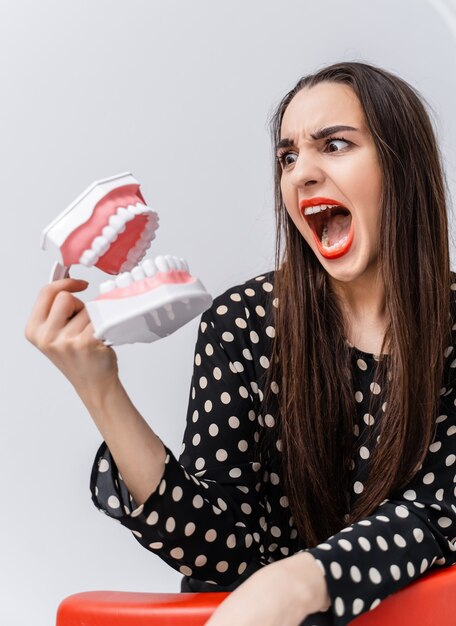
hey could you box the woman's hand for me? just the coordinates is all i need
[24,278,119,396]
[204,552,330,626]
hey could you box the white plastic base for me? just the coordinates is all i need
[85,279,213,346]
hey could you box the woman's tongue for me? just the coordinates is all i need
[321,212,351,248]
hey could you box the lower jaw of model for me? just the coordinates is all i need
[306,207,354,260]
[42,173,212,346]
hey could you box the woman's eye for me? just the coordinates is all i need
[278,151,297,168]
[325,138,350,153]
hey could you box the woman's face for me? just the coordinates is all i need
[279,82,383,285]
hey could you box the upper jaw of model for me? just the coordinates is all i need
[41,172,213,346]
[42,173,159,274]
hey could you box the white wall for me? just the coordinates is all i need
[2,0,456,624]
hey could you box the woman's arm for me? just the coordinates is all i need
[25,278,166,505]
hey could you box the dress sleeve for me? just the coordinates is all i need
[90,287,269,585]
[305,374,456,625]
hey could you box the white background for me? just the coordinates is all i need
[2,0,456,624]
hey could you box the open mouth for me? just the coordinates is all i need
[302,202,354,259]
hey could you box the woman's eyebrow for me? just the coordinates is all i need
[277,125,359,150]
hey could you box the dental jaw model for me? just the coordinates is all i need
[42,173,213,346]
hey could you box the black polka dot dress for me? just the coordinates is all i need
[91,272,456,626]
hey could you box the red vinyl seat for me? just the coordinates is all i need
[56,565,456,625]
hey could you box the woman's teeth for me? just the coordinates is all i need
[78,202,158,268]
[321,224,349,252]
[98,255,190,295]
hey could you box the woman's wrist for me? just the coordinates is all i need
[281,551,331,615]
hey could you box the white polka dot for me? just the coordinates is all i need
[149,542,163,549]
[266,326,276,338]
[216,449,228,461]
[229,467,242,478]
[446,454,456,466]
[226,534,236,548]
[369,567,382,584]
[220,392,231,404]
[195,457,205,470]
[195,554,207,566]
[363,413,375,426]
[338,539,352,551]
[179,566,193,576]
[205,343,214,356]
[205,529,217,542]
[222,331,234,342]
[394,534,406,547]
[192,433,201,446]
[390,564,401,580]
[330,562,343,579]
[357,358,368,371]
[195,353,201,366]
[255,305,266,317]
[238,562,247,574]
[436,488,444,501]
[420,558,429,573]
[264,414,275,428]
[99,459,109,472]
[407,562,415,577]
[165,517,176,532]
[403,489,416,501]
[438,517,452,528]
[354,481,364,494]
[172,487,183,502]
[250,331,259,343]
[370,382,381,394]
[317,543,332,550]
[192,410,199,422]
[209,423,219,436]
[146,511,159,525]
[239,386,249,398]
[212,367,222,380]
[170,547,184,559]
[199,376,207,389]
[395,506,409,518]
[359,446,370,459]
[429,441,442,452]
[238,440,248,452]
[192,495,204,509]
[413,528,424,544]
[204,400,212,412]
[358,537,371,551]
[241,502,252,514]
[370,599,381,610]
[185,522,196,536]
[230,293,241,301]
[350,565,362,582]
[334,597,345,617]
[423,472,435,484]
[355,391,363,402]
[229,416,240,428]
[352,599,364,615]
[216,561,229,572]
[259,355,270,369]
[242,348,253,360]
[376,536,388,551]
[107,496,120,509]
[235,317,247,329]
[216,305,228,315]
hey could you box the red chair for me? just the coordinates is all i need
[56,566,456,625]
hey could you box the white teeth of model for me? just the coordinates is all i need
[304,204,337,216]
[142,258,158,277]
[128,203,145,215]
[165,255,179,270]
[155,255,169,273]
[117,206,135,222]
[92,235,110,256]
[102,225,118,243]
[116,272,133,288]
[99,279,117,294]
[131,266,146,281]
[109,214,127,233]
[180,257,190,272]
[79,248,99,266]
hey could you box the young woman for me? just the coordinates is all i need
[25,62,456,626]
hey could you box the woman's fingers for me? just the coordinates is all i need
[59,305,92,338]
[26,279,88,335]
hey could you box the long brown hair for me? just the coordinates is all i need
[265,62,451,547]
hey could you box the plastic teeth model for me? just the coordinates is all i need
[41,172,213,346]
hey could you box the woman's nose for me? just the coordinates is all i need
[289,153,323,188]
